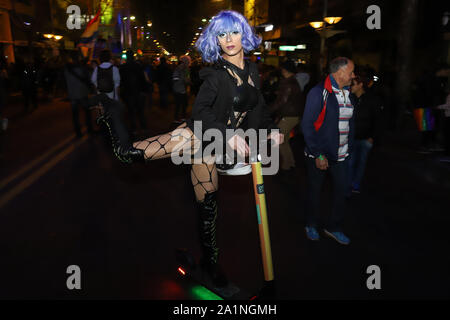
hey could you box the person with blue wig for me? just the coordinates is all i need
[93,10,283,288]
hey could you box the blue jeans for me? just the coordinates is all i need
[348,139,373,190]
[305,157,349,232]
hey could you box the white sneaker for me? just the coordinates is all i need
[216,162,252,176]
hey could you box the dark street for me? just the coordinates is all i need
[0,91,449,300]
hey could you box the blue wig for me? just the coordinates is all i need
[195,11,261,63]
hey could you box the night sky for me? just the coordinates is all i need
[131,0,211,55]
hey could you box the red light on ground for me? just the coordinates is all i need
[177,267,186,276]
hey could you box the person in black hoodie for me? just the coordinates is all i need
[348,72,383,194]
[21,58,38,113]
[92,10,283,288]
[156,57,171,108]
[64,51,93,137]
[119,50,148,133]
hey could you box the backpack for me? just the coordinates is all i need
[97,65,114,93]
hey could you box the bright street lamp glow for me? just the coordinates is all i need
[323,17,342,24]
[309,21,324,29]
[264,24,274,32]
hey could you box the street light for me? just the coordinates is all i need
[323,17,342,25]
[264,24,274,32]
[309,17,341,30]
[309,15,344,76]
[43,34,63,41]
[309,21,324,29]
[147,20,152,27]
[130,16,136,21]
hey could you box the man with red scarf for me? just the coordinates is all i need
[301,57,355,245]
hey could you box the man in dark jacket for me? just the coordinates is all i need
[301,57,355,245]
[64,51,93,137]
[269,60,305,175]
[156,57,172,108]
[120,50,148,133]
[21,59,38,113]
[349,72,383,194]
[172,55,191,122]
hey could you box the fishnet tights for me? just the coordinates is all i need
[132,122,218,202]
[132,122,196,160]
[190,158,218,202]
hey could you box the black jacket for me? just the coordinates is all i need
[187,60,278,138]
[119,61,147,96]
[353,89,383,140]
[64,63,91,100]
[156,62,172,87]
[269,75,305,118]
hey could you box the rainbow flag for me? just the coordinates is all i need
[413,108,435,131]
[78,9,101,50]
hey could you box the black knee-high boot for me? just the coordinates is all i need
[86,94,144,164]
[198,192,228,287]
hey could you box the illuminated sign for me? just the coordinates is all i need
[279,45,306,51]
[279,46,296,51]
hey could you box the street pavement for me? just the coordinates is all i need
[0,91,449,300]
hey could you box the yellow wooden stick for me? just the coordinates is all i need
[251,161,274,281]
